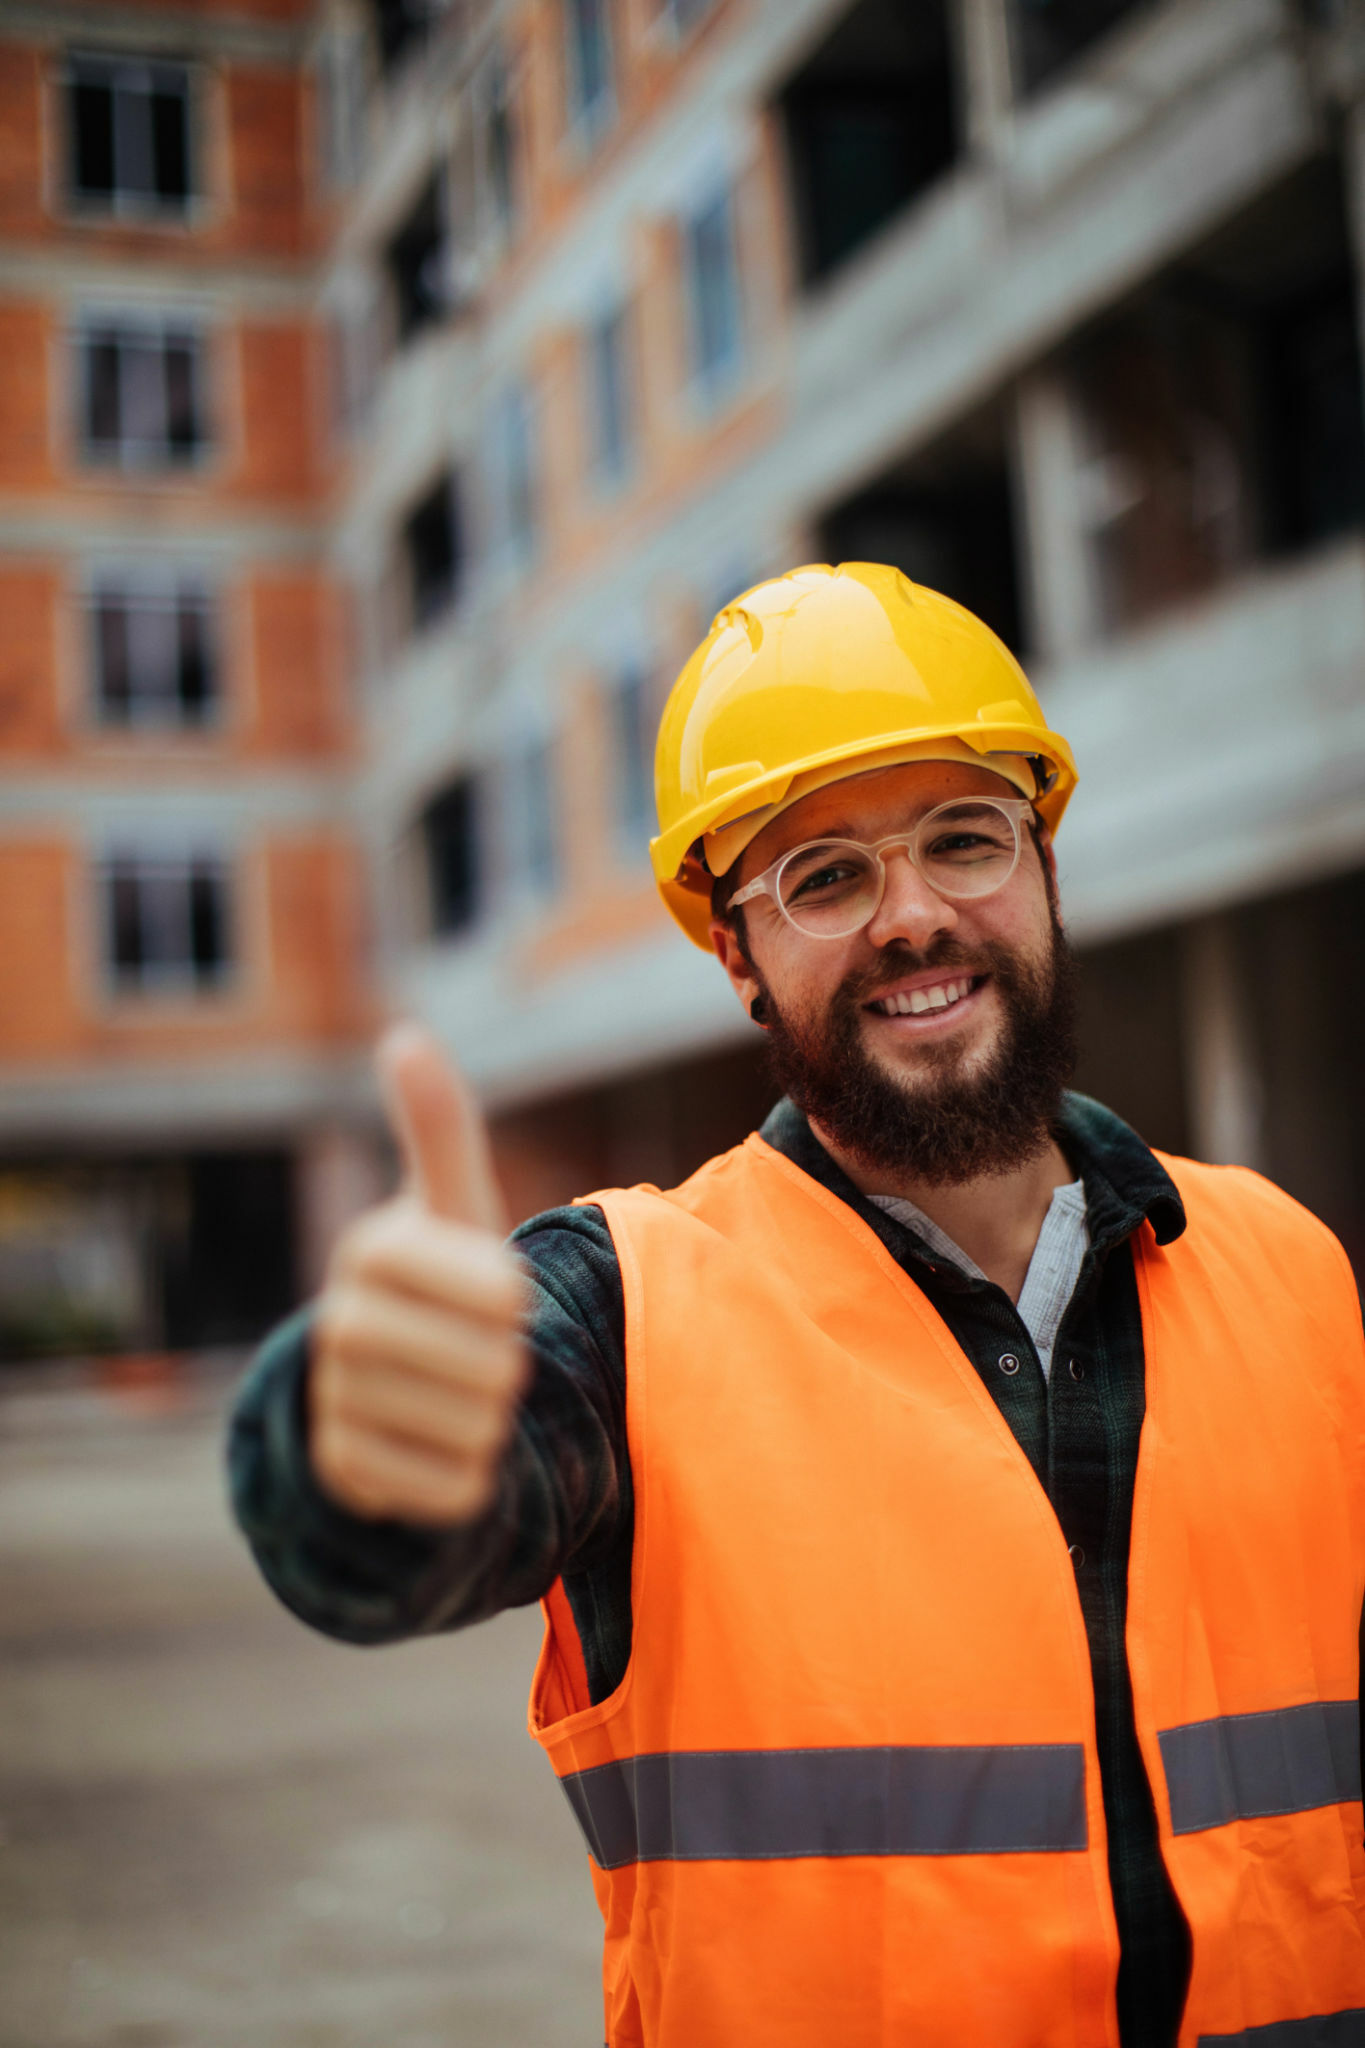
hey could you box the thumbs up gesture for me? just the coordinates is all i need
[310,1023,529,1526]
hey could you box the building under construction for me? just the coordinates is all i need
[1,0,1362,1360]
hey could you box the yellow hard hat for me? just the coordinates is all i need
[651,561,1078,949]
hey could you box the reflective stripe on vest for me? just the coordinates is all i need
[1160,1701,1361,1837]
[1197,2013,1365,2046]
[559,1740,1087,1869]
[530,1137,1365,2048]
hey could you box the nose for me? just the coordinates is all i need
[864,845,959,951]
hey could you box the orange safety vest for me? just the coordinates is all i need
[529,1132,1365,2047]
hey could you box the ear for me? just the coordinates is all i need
[711,917,763,1022]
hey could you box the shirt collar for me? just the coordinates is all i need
[757,1090,1186,1263]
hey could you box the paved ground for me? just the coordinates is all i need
[0,1374,602,2047]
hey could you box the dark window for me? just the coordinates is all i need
[1074,925,1190,1157]
[92,580,216,726]
[1258,278,1365,554]
[589,302,632,483]
[819,413,1026,654]
[105,852,231,992]
[1012,0,1151,97]
[612,665,654,838]
[371,0,432,75]
[778,0,958,290]
[68,53,192,214]
[161,1152,297,1351]
[386,176,447,342]
[486,50,519,233]
[566,0,614,136]
[422,777,481,935]
[80,322,207,467]
[686,187,742,390]
[404,472,462,629]
[1073,155,1365,633]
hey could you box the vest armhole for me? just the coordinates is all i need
[531,1576,594,1731]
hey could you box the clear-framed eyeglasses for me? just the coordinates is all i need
[726,796,1035,940]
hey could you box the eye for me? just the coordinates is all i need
[786,860,860,902]
[924,827,1013,861]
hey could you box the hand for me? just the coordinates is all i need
[310,1022,529,1526]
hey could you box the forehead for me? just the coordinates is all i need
[741,761,1021,875]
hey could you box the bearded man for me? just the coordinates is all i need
[230,564,1365,2048]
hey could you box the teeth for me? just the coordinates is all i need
[876,977,975,1016]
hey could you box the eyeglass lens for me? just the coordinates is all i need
[776,800,1021,936]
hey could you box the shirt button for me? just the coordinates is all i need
[1069,1358,1086,1381]
[1068,1543,1086,1568]
[998,1353,1020,1376]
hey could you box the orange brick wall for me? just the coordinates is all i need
[223,66,311,260]
[0,304,53,493]
[265,834,372,1041]
[0,46,45,241]
[0,839,84,1058]
[233,321,324,503]
[0,566,61,755]
[248,571,351,758]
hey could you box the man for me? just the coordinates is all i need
[231,563,1365,2048]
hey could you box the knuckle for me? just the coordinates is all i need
[315,1286,368,1361]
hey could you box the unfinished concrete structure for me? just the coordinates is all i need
[333,0,1365,1264]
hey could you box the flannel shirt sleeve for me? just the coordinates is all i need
[225,1204,629,1644]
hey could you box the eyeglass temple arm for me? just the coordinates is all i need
[725,875,767,911]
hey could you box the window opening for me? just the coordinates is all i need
[566,0,614,139]
[371,0,433,75]
[404,471,463,629]
[92,578,216,726]
[818,408,1026,654]
[588,302,633,485]
[80,319,207,468]
[489,384,537,564]
[485,49,520,235]
[612,665,654,839]
[386,176,448,342]
[104,851,231,992]
[685,186,742,393]
[422,777,481,935]
[68,52,191,214]
[507,738,559,899]
[777,0,957,290]
[1071,156,1365,634]
[1011,0,1151,98]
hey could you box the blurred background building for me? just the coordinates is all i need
[1,0,1363,1365]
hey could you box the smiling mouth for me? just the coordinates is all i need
[865,974,987,1018]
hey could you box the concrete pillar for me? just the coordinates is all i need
[1010,367,1101,666]
[954,0,1015,158]
[295,1123,390,1295]
[1179,913,1265,1170]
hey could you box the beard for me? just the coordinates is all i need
[753,911,1079,1188]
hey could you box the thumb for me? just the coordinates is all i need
[375,1021,507,1232]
